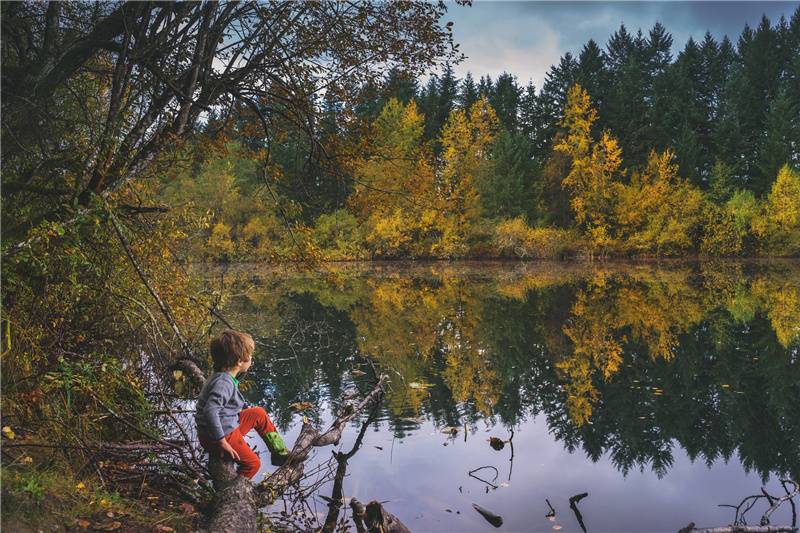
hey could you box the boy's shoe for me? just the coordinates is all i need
[271,451,292,467]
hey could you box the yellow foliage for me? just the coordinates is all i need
[767,165,800,231]
[494,218,568,258]
[437,97,499,247]
[555,86,624,254]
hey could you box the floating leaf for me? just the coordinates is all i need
[489,437,505,450]
[288,402,314,412]
[441,427,459,434]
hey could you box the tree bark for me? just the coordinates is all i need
[679,526,797,533]
[199,374,389,532]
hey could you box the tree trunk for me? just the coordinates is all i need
[196,373,389,532]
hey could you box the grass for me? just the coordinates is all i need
[1,436,199,533]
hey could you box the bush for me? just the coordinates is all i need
[494,218,569,258]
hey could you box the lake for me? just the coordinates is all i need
[195,260,799,533]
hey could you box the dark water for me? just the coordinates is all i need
[198,261,799,533]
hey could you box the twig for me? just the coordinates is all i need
[468,466,499,490]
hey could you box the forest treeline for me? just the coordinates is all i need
[165,9,800,261]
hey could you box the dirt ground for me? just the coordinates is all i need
[1,489,201,533]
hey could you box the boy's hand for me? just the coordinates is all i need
[219,438,240,461]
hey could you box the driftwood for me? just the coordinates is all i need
[679,527,797,533]
[197,372,389,533]
[350,498,411,533]
[569,492,589,533]
[472,503,503,528]
[679,480,798,533]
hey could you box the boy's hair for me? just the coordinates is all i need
[210,330,255,371]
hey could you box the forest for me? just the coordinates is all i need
[1,1,798,532]
[160,9,800,261]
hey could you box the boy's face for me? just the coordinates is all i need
[238,357,252,373]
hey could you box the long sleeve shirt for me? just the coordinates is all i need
[195,371,245,441]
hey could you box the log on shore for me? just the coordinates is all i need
[197,373,389,532]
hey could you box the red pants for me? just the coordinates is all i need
[198,407,277,479]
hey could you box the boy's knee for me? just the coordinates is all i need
[239,455,261,479]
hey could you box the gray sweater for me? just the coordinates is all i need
[195,372,245,441]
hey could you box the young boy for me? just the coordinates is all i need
[195,330,289,479]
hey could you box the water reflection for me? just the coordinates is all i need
[198,260,799,488]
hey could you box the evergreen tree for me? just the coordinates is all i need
[518,81,541,157]
[576,39,608,108]
[459,71,480,111]
[670,36,706,186]
[385,67,420,105]
[757,87,800,181]
[537,52,578,159]
[603,25,649,168]
[418,75,441,145]
[478,74,494,99]
[481,130,541,221]
[491,72,522,132]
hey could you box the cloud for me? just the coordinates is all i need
[442,1,799,92]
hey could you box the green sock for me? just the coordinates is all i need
[264,432,288,455]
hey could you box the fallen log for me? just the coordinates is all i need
[198,373,389,533]
[679,479,798,533]
[679,526,797,533]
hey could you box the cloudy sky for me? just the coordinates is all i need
[441,1,799,90]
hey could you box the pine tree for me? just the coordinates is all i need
[491,72,522,133]
[458,71,479,111]
[481,129,540,221]
[577,39,608,108]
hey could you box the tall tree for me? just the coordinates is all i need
[556,85,625,251]
[480,130,540,221]
[490,72,522,132]
[537,52,579,159]
[576,39,608,108]
[436,97,499,255]
[458,71,480,111]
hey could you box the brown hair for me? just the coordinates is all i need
[210,330,255,371]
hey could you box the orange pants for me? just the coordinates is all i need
[198,407,277,479]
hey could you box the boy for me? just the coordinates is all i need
[195,330,289,479]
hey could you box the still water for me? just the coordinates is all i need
[197,261,799,533]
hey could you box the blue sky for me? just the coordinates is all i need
[441,1,799,90]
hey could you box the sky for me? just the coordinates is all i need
[441,1,800,91]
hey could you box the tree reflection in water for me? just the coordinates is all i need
[197,261,799,530]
